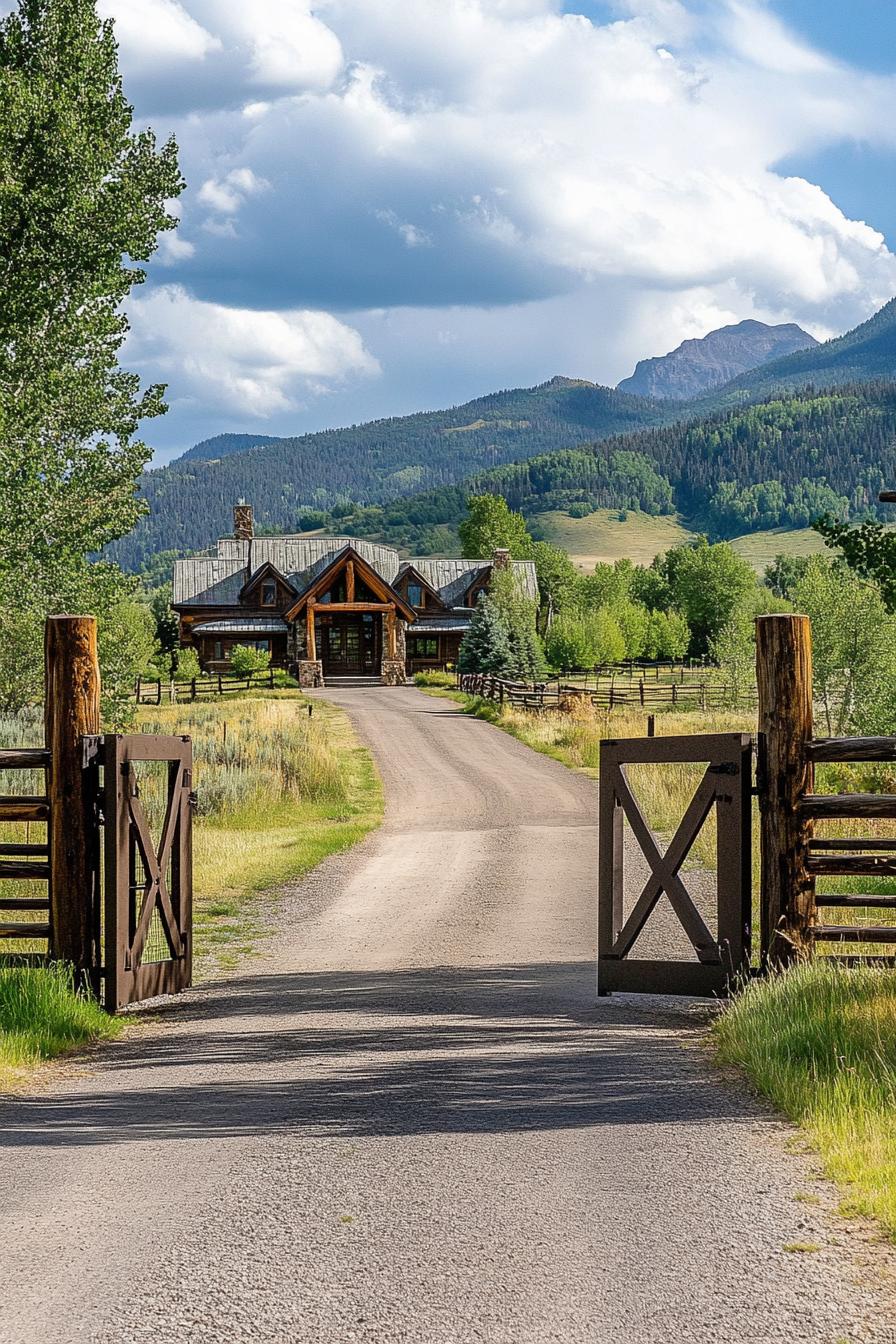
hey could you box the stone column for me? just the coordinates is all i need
[380,609,407,686]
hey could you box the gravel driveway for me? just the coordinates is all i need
[0,685,894,1344]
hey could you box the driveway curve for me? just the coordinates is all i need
[0,685,893,1344]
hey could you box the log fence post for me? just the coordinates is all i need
[44,616,102,982]
[755,614,815,967]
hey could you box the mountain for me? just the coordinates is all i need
[177,432,282,462]
[708,298,896,403]
[317,382,896,554]
[110,378,669,570]
[112,297,896,570]
[617,319,817,400]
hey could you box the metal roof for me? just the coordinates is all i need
[411,621,471,634]
[193,618,288,635]
[407,558,539,606]
[173,557,246,606]
[250,536,401,586]
[176,538,538,609]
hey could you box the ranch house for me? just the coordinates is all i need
[172,504,538,686]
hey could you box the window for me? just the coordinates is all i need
[214,641,222,661]
[261,581,276,606]
[411,636,439,658]
[408,583,423,608]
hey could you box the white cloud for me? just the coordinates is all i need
[97,0,220,64]
[102,0,896,447]
[198,167,268,214]
[98,0,343,109]
[127,285,379,418]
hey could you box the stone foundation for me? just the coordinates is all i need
[380,659,406,687]
[297,659,323,688]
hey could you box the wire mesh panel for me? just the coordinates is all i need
[598,733,753,996]
[103,735,193,1011]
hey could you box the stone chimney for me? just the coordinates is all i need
[233,501,254,542]
[492,547,511,570]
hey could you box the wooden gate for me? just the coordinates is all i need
[598,733,753,996]
[103,735,194,1012]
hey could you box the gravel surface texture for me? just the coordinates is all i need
[0,685,894,1343]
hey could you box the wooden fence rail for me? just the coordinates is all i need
[457,672,757,713]
[134,667,278,703]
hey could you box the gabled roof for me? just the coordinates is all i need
[283,545,417,623]
[239,560,297,602]
[248,536,401,585]
[394,563,447,609]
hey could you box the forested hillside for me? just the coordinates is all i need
[111,378,666,568]
[315,383,896,553]
[178,431,281,462]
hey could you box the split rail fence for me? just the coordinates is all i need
[0,617,194,1011]
[134,667,279,704]
[458,671,756,712]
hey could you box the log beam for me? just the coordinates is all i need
[306,605,316,662]
[346,560,355,603]
[756,614,815,967]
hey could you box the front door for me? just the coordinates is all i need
[321,616,380,675]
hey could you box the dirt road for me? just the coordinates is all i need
[0,686,893,1343]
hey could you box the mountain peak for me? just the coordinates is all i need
[617,320,818,401]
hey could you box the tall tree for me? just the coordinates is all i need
[459,494,531,559]
[0,0,183,711]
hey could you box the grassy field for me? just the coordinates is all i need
[727,527,830,573]
[0,690,382,1084]
[533,509,839,576]
[136,692,382,973]
[534,509,692,571]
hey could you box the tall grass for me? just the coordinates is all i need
[0,964,121,1088]
[714,964,896,1237]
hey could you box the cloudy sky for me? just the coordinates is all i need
[96,0,896,461]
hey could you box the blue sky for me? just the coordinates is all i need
[91,0,896,460]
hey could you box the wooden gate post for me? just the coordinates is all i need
[755,614,815,967]
[44,616,101,979]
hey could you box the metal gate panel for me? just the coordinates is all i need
[598,733,753,996]
[103,734,193,1011]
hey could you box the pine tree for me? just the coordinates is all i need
[458,593,513,675]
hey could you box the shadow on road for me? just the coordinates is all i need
[0,962,752,1148]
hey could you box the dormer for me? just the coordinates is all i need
[394,566,445,612]
[239,562,296,611]
[464,566,492,608]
